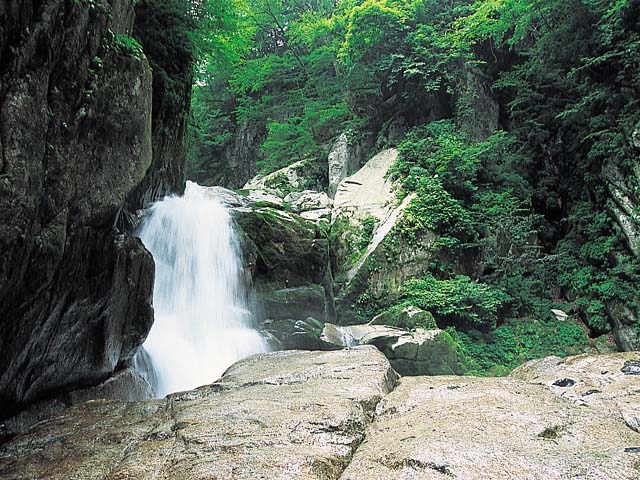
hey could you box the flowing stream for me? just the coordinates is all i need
[136,181,269,397]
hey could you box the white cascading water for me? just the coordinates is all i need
[137,181,269,397]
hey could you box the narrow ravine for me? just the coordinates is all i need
[136,181,269,397]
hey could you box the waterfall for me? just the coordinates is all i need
[136,181,269,397]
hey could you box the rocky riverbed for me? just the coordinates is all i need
[1,347,639,479]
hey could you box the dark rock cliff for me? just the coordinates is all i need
[0,0,191,417]
[195,119,265,190]
[125,0,193,207]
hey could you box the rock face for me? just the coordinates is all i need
[197,119,265,189]
[330,148,438,323]
[0,0,191,416]
[125,0,193,208]
[341,351,640,480]
[603,162,640,258]
[238,148,440,326]
[235,206,329,288]
[380,328,467,376]
[285,190,333,213]
[244,157,328,197]
[1,350,638,479]
[328,133,362,198]
[233,203,334,323]
[608,300,640,352]
[0,347,398,479]
[333,148,398,222]
[0,367,153,443]
[297,320,466,376]
[456,64,500,142]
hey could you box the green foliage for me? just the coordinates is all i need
[396,177,472,240]
[353,290,386,321]
[556,203,640,333]
[260,117,316,173]
[398,275,511,329]
[359,216,378,250]
[330,215,379,277]
[451,317,591,376]
[114,34,143,56]
[188,0,481,182]
[465,0,640,335]
[190,0,640,363]
[338,0,407,68]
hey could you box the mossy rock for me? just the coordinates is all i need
[385,329,469,376]
[257,285,327,322]
[371,305,437,330]
[335,221,438,325]
[234,207,329,288]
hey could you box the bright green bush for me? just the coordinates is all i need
[397,275,511,329]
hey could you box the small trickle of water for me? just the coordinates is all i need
[338,326,357,347]
[136,181,269,397]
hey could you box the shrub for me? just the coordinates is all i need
[397,275,511,329]
[451,317,591,376]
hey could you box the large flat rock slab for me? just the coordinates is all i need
[0,347,398,480]
[333,148,398,222]
[2,351,639,479]
[340,352,640,480]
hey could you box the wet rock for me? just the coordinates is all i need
[234,207,329,288]
[552,378,576,387]
[383,329,467,376]
[0,367,152,442]
[192,185,249,208]
[125,0,193,209]
[296,321,467,377]
[258,285,328,323]
[621,360,640,375]
[233,205,333,326]
[69,367,154,404]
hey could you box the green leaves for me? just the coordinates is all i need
[114,34,144,56]
[398,275,511,329]
[452,317,590,376]
[338,0,407,68]
[187,0,640,350]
